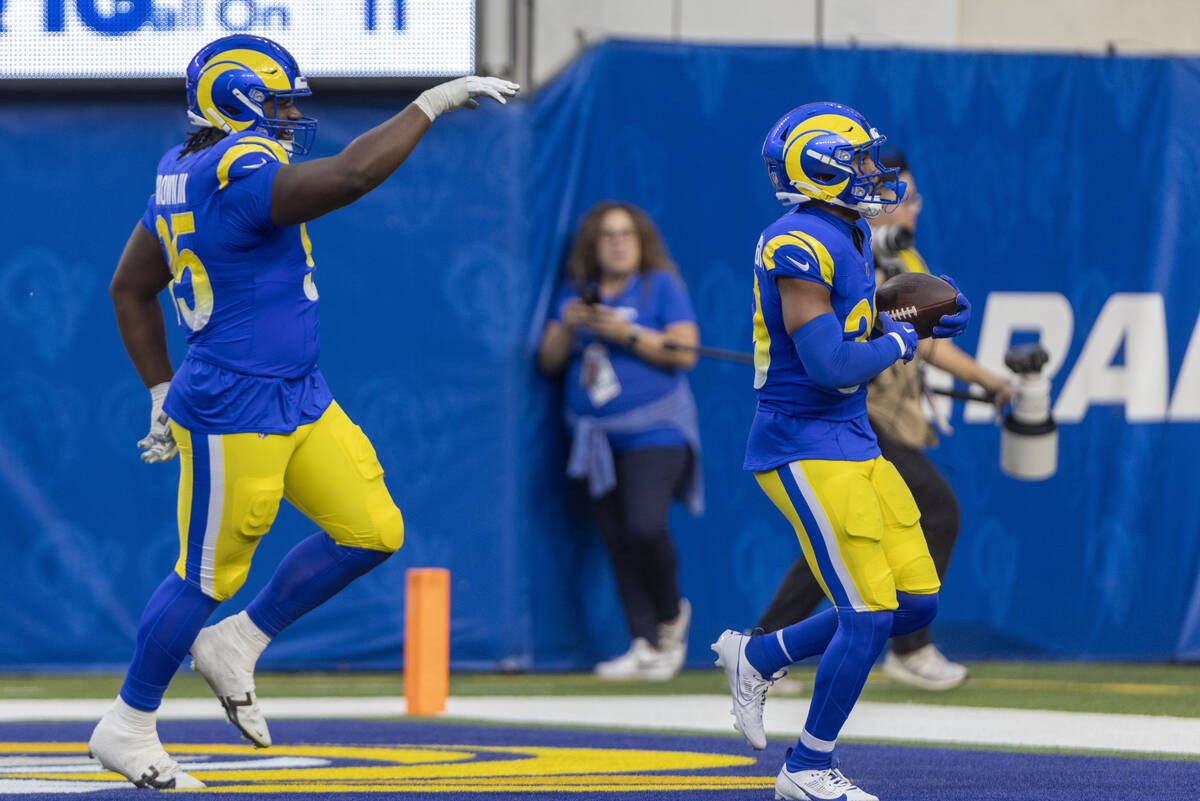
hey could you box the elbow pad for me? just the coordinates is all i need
[791,313,902,390]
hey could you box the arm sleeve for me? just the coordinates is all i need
[791,313,903,390]
[656,272,696,325]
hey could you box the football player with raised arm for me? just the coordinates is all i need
[90,35,517,789]
[711,103,970,801]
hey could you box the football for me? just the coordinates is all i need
[875,273,960,339]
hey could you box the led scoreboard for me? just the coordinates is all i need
[0,1,475,79]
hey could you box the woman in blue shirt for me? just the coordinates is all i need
[538,201,703,680]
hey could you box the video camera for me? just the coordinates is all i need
[872,225,914,256]
[1000,343,1057,480]
[870,225,915,280]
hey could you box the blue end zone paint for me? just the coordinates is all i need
[3,718,1198,800]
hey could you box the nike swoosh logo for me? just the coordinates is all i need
[781,254,810,272]
[244,159,268,169]
[735,661,754,703]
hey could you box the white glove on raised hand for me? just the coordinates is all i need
[414,76,520,121]
[137,382,177,464]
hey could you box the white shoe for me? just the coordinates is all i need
[190,611,272,747]
[594,638,675,680]
[656,598,691,677]
[775,762,878,801]
[88,698,205,790]
[711,629,775,750]
[882,643,967,691]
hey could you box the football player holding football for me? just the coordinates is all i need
[90,35,517,789]
[711,102,969,801]
[756,150,1013,693]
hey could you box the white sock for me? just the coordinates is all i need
[230,611,272,658]
[111,696,157,734]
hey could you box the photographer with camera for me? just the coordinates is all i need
[757,151,1013,691]
[537,201,702,680]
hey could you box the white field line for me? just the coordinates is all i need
[1,695,1197,756]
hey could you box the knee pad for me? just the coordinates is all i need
[374,505,405,553]
[891,591,938,637]
[365,488,405,553]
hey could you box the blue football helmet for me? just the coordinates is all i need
[185,35,317,155]
[762,102,905,217]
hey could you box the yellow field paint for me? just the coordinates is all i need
[0,742,761,793]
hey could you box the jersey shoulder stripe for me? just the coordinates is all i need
[762,230,835,286]
[216,134,290,190]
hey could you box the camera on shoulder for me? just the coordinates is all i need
[871,225,914,257]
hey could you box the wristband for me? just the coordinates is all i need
[149,381,171,409]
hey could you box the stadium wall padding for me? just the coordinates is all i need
[2,42,1200,670]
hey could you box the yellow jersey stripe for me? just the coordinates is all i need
[752,273,771,389]
[793,232,835,285]
[762,231,835,286]
[239,135,290,164]
[299,223,314,267]
[216,143,277,190]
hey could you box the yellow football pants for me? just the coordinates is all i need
[755,456,939,612]
[171,401,404,600]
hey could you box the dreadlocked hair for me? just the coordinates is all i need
[179,127,227,158]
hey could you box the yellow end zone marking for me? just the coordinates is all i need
[1,742,761,793]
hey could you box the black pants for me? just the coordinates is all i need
[756,429,960,655]
[591,445,689,647]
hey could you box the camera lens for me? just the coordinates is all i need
[1004,343,1050,374]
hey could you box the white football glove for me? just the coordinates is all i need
[137,381,177,464]
[414,76,520,121]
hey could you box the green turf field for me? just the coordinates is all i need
[1,662,1196,718]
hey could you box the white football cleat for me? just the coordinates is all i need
[88,699,205,790]
[656,597,692,678]
[775,762,879,801]
[711,629,775,750]
[594,637,676,680]
[882,643,967,691]
[190,611,272,748]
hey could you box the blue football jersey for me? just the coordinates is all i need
[141,132,331,434]
[744,204,881,470]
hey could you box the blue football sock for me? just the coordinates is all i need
[745,608,838,676]
[245,532,392,638]
[119,572,221,712]
[890,591,938,638]
[786,608,893,772]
